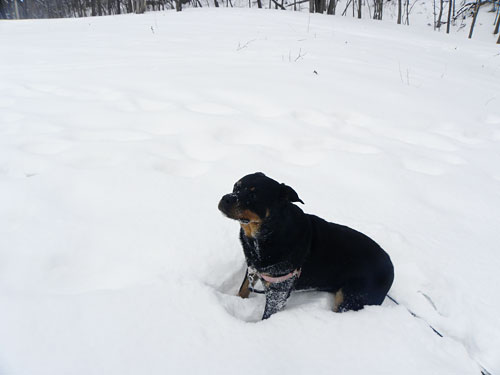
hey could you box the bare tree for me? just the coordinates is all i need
[13,0,19,18]
[373,0,383,19]
[446,0,453,33]
[468,0,480,38]
[494,5,500,35]
[327,0,337,14]
[437,0,444,28]
[397,0,402,23]
[320,0,326,12]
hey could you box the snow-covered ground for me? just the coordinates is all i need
[1,8,499,375]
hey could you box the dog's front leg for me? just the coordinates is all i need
[262,276,297,319]
[238,269,251,298]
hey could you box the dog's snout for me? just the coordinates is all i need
[218,193,237,212]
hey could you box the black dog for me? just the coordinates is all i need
[218,172,394,320]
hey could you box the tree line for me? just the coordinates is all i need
[1,0,499,43]
[0,0,178,18]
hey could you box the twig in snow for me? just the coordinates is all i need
[236,39,257,51]
[418,290,440,313]
[295,48,307,61]
[398,62,410,86]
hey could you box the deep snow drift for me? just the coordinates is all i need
[0,8,499,375]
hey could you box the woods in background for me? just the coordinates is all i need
[0,0,176,18]
[0,0,499,43]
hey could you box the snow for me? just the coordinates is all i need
[1,8,500,375]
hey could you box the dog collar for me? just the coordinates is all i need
[260,268,301,284]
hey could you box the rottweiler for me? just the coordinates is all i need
[218,172,394,320]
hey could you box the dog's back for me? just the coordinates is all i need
[296,214,394,310]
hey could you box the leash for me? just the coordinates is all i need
[386,294,443,337]
[245,271,493,375]
[387,294,493,375]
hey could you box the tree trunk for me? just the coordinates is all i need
[135,0,146,13]
[437,0,444,28]
[0,0,6,18]
[468,0,480,38]
[309,0,314,12]
[321,0,327,12]
[97,0,102,15]
[494,7,500,34]
[406,0,409,24]
[327,0,336,14]
[176,0,182,11]
[117,0,121,13]
[373,0,382,19]
[446,0,452,33]
[433,0,436,29]
[23,0,29,18]
[91,0,97,15]
[13,0,20,18]
[357,0,361,18]
[397,0,401,23]
[315,0,321,12]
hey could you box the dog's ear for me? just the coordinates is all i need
[280,183,304,204]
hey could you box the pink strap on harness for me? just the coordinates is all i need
[260,268,302,284]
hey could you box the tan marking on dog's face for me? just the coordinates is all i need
[239,209,262,238]
[333,289,344,312]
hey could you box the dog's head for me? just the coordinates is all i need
[218,173,303,236]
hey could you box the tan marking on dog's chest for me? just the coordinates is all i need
[239,209,269,238]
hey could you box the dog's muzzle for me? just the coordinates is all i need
[218,193,238,215]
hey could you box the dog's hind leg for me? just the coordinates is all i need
[333,280,369,312]
[333,289,344,313]
[238,270,251,298]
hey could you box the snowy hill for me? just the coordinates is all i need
[0,8,499,375]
